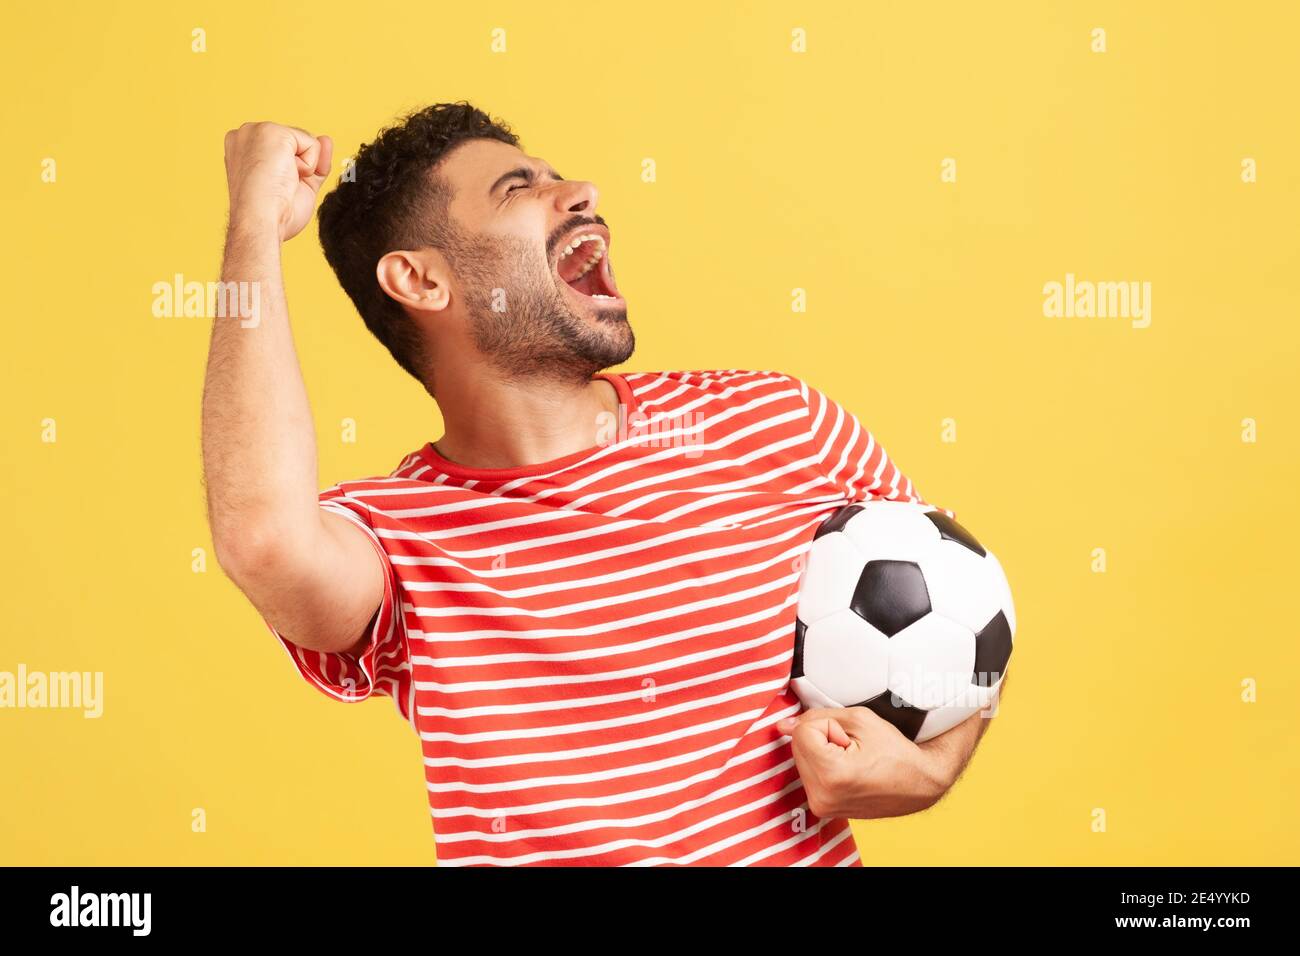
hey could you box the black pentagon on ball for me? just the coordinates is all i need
[853,690,928,742]
[972,610,1012,686]
[791,617,807,680]
[814,504,863,540]
[850,560,931,636]
[924,511,986,557]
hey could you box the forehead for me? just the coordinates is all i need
[438,139,556,203]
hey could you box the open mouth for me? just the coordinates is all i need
[556,231,622,303]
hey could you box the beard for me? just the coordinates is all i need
[445,230,635,385]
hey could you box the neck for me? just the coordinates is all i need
[430,365,621,471]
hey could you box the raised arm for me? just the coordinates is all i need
[202,122,383,656]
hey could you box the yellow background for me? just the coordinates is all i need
[2,0,1296,865]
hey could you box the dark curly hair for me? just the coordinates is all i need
[317,102,519,384]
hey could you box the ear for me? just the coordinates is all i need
[377,248,451,313]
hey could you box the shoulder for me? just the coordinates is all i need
[316,448,446,512]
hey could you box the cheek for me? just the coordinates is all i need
[495,202,551,248]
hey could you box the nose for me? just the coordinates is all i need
[553,179,599,216]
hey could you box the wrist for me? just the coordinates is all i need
[227,207,283,243]
[915,749,956,801]
[224,214,285,272]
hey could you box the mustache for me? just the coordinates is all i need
[546,213,608,260]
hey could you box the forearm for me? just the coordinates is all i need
[201,217,322,566]
[920,673,1007,794]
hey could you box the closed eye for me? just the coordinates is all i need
[492,164,564,199]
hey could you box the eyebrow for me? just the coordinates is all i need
[489,165,565,195]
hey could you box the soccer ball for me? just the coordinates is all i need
[791,500,1015,743]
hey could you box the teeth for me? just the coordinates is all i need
[558,233,607,272]
[557,233,612,292]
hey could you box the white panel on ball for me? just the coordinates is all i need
[886,614,977,710]
[790,676,840,711]
[841,500,941,563]
[914,678,1002,742]
[796,532,866,624]
[801,608,891,706]
[919,541,1001,633]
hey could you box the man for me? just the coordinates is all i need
[203,102,998,866]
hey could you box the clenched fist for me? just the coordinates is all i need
[223,122,333,242]
[775,704,985,820]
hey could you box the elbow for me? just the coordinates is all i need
[210,519,294,589]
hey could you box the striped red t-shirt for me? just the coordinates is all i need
[269,369,934,866]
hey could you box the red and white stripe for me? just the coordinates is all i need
[270,369,930,866]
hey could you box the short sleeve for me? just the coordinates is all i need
[794,376,953,517]
[266,486,414,726]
